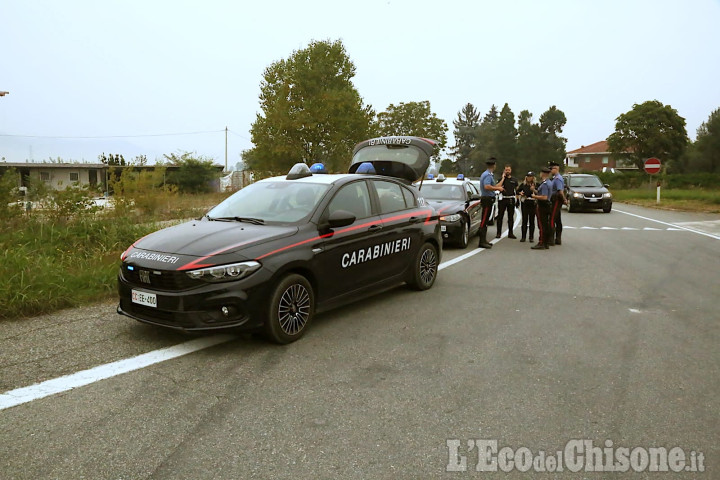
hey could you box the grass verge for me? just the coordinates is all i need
[612,189,720,213]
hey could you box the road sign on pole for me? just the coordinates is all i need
[644,157,661,175]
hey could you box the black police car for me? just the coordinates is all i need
[117,136,442,344]
[416,174,482,248]
[563,173,613,213]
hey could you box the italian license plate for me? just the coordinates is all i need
[132,289,157,308]
[589,198,599,202]
[441,225,447,232]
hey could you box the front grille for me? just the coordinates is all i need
[584,193,602,199]
[123,266,201,291]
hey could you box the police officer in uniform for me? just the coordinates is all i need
[478,158,505,249]
[517,171,537,242]
[495,164,519,239]
[531,167,553,250]
[548,161,566,246]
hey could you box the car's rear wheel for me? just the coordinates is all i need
[407,242,438,291]
[264,274,314,344]
[458,219,470,249]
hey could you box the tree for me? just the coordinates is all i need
[516,110,543,174]
[687,107,720,173]
[248,39,375,173]
[607,100,688,170]
[163,152,221,193]
[99,153,126,166]
[376,100,448,163]
[536,105,568,167]
[450,103,480,175]
[495,103,518,167]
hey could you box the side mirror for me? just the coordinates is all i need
[469,194,481,201]
[319,210,356,231]
[604,184,610,188]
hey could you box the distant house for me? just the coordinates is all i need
[0,162,225,194]
[565,141,634,172]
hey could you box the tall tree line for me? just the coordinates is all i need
[443,103,567,176]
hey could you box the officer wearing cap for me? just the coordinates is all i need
[477,157,504,249]
[548,161,566,246]
[495,164,519,239]
[517,171,537,242]
[531,167,552,250]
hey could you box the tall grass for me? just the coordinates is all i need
[0,191,231,320]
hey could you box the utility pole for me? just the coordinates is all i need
[225,126,228,172]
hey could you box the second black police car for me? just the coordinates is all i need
[416,174,482,248]
[117,136,442,344]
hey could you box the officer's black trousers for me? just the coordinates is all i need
[480,196,494,228]
[496,198,515,235]
[536,201,552,246]
[521,200,536,239]
[551,196,563,239]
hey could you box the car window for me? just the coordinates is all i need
[401,185,416,208]
[327,181,372,220]
[418,183,465,200]
[208,181,330,223]
[374,180,409,214]
[465,182,476,198]
[570,176,603,188]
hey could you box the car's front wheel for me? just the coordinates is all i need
[407,242,439,291]
[264,274,315,344]
[567,201,575,213]
[603,205,612,213]
[458,219,470,249]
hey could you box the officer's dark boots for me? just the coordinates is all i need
[520,226,527,242]
[548,228,555,246]
[508,228,516,239]
[478,227,493,249]
[555,232,562,245]
[531,242,546,250]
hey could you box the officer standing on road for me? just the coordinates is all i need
[478,158,505,249]
[548,161,566,246]
[495,164,519,239]
[531,167,553,250]
[517,171,537,243]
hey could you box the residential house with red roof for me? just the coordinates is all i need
[565,140,634,172]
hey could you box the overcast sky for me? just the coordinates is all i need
[1,0,719,168]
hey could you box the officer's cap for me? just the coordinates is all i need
[526,171,535,177]
[548,161,560,167]
[485,157,497,166]
[540,167,551,173]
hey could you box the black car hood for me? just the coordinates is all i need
[131,219,299,257]
[569,186,609,194]
[425,199,466,214]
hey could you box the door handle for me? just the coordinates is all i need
[367,224,383,232]
[408,216,420,224]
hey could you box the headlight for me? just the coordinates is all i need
[573,192,584,198]
[439,213,462,222]
[186,261,261,282]
[603,192,612,198]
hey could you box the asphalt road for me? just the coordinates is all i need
[1,203,718,479]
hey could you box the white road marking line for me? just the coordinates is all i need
[600,227,618,230]
[629,308,642,313]
[440,208,521,269]
[614,209,720,240]
[580,226,598,230]
[643,227,662,231]
[621,227,639,230]
[0,334,236,411]
[1,210,523,411]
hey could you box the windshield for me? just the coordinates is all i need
[207,181,331,223]
[417,183,465,201]
[569,176,604,188]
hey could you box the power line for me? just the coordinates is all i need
[0,129,225,139]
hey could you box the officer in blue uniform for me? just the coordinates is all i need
[478,158,505,249]
[531,167,553,250]
[548,161,566,246]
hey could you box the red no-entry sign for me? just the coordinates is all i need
[644,157,661,174]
